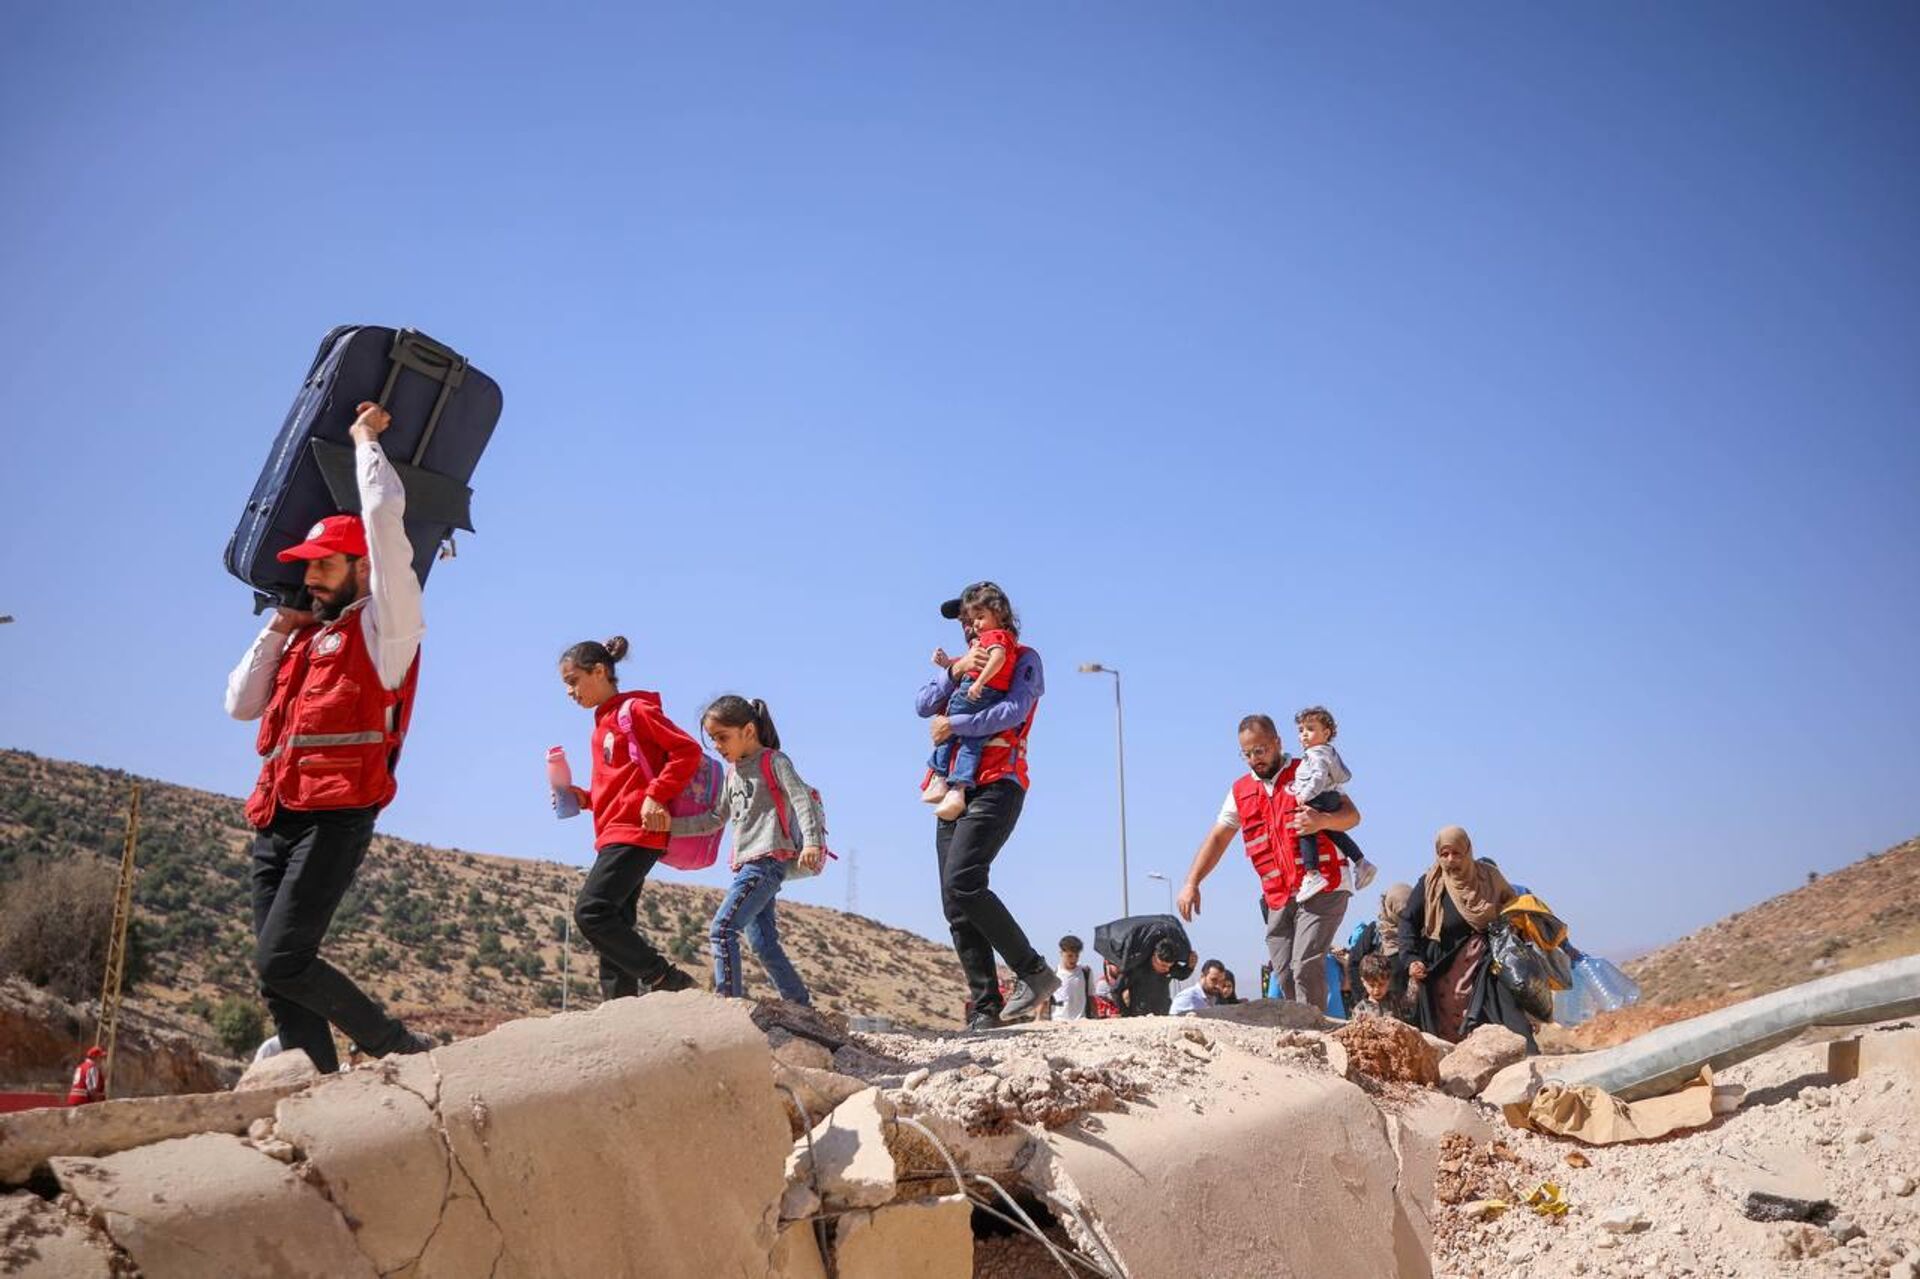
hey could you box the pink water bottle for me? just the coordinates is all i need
[548,746,580,819]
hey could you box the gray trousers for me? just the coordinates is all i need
[1263,890,1350,1011]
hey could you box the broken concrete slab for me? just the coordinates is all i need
[773,1061,868,1138]
[274,1066,450,1274]
[52,1131,377,1278]
[0,1190,121,1278]
[1038,1044,1430,1279]
[771,1035,836,1074]
[1827,1027,1920,1084]
[0,1083,300,1185]
[1190,998,1335,1031]
[235,1048,320,1093]
[768,1221,829,1279]
[1334,1016,1442,1087]
[430,992,789,1277]
[1386,1092,1495,1257]
[1717,1142,1834,1222]
[834,1194,972,1279]
[790,1087,898,1209]
[1437,1024,1528,1098]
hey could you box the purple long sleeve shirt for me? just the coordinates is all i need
[915,647,1046,738]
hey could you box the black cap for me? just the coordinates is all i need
[939,580,998,620]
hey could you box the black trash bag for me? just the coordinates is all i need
[1489,919,1556,1021]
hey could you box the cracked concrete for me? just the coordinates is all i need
[0,1084,303,1186]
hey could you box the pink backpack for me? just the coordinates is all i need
[758,750,838,881]
[617,699,726,872]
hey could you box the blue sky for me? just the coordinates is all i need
[2,4,1916,985]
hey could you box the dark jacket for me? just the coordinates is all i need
[1094,914,1194,1018]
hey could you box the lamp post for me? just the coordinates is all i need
[1146,871,1173,913]
[1078,663,1129,917]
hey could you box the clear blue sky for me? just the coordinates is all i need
[3,4,1916,982]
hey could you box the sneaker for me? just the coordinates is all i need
[1351,858,1378,891]
[1000,967,1061,1020]
[386,1030,438,1057]
[966,1011,1003,1032]
[648,966,697,993]
[933,788,968,821]
[921,777,949,804]
[1294,870,1329,903]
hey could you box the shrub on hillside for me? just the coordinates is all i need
[0,856,119,1001]
[210,995,265,1058]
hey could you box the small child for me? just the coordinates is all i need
[921,598,1019,821]
[1289,705,1375,901]
[1348,952,1409,1022]
[673,696,825,1004]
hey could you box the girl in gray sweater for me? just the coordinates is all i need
[673,696,826,1003]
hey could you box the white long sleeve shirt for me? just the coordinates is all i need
[225,440,424,720]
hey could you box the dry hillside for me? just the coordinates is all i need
[1559,833,1919,1048]
[0,748,969,1057]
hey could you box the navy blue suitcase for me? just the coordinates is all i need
[224,326,504,612]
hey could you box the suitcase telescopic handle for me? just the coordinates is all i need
[376,329,469,467]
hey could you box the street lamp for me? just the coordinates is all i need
[1146,871,1173,913]
[1078,663,1129,917]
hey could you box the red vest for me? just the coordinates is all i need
[245,603,420,827]
[974,646,1038,789]
[67,1060,102,1106]
[1232,759,1345,908]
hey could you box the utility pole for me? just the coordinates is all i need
[845,847,858,916]
[97,783,141,1098]
[1078,664,1131,917]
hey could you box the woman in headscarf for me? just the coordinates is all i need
[1394,826,1536,1049]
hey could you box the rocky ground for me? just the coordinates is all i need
[1430,1024,1920,1279]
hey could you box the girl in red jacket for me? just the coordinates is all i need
[557,635,702,997]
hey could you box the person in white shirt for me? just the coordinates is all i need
[1171,959,1235,1015]
[225,402,433,1074]
[1176,715,1362,1013]
[1049,935,1092,1020]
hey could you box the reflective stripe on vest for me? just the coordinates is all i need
[262,730,387,762]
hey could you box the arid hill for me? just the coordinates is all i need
[0,748,969,1073]
[1558,833,1919,1049]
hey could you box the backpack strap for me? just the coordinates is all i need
[615,697,658,783]
[758,750,796,850]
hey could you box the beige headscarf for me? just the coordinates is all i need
[1421,826,1515,941]
[1377,882,1413,958]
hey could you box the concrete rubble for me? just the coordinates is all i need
[1,986,1915,1277]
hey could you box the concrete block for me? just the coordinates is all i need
[769,1222,829,1279]
[235,1048,320,1093]
[275,1068,450,1274]
[773,1061,869,1138]
[1386,1093,1495,1257]
[0,1084,298,1185]
[1437,1025,1528,1098]
[52,1131,376,1279]
[1041,1044,1429,1279]
[431,992,789,1278]
[834,1194,972,1279]
[1827,1028,1920,1083]
[790,1087,898,1209]
[0,1190,120,1277]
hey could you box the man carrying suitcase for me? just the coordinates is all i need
[225,401,434,1071]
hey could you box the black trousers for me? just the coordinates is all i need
[250,806,409,1073]
[574,843,669,999]
[936,779,1042,1017]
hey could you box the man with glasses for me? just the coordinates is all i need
[1175,714,1362,1012]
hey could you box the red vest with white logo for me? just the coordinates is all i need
[1232,758,1345,908]
[67,1060,102,1105]
[245,602,420,827]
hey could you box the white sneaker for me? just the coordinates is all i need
[921,777,949,804]
[1351,859,1377,891]
[1294,870,1328,903]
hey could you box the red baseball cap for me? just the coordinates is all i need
[277,514,368,562]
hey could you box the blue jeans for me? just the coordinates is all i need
[927,684,1008,786]
[1296,791,1363,873]
[710,858,810,1003]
